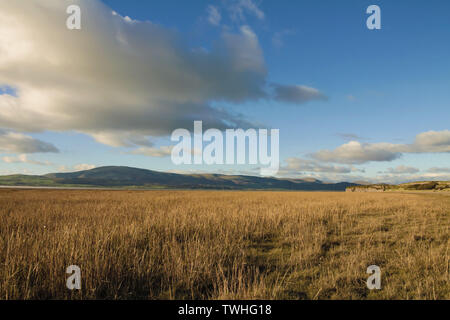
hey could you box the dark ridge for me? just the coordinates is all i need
[0,166,359,191]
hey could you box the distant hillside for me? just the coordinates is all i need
[346,181,450,192]
[0,166,357,191]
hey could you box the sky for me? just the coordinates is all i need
[0,0,449,183]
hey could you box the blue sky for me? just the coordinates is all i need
[0,0,449,183]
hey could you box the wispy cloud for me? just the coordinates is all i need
[0,131,58,154]
[2,154,52,166]
[279,158,360,175]
[74,164,97,171]
[337,133,369,141]
[371,172,450,184]
[272,29,295,48]
[58,164,97,173]
[228,0,265,22]
[384,165,420,174]
[272,84,328,104]
[131,146,173,157]
[427,167,450,173]
[206,5,221,26]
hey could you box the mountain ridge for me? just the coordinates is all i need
[0,166,358,191]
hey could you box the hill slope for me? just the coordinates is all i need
[0,166,357,191]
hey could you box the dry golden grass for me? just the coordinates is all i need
[0,189,448,300]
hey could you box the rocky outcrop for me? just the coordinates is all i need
[346,181,450,192]
[346,185,389,192]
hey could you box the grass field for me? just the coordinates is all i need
[0,189,448,300]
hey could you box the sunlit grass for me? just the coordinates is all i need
[0,190,448,299]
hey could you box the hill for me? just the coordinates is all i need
[0,166,357,191]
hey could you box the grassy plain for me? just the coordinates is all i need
[0,189,448,300]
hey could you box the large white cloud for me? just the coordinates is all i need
[0,0,276,148]
[312,130,450,164]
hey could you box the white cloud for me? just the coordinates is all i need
[312,130,450,164]
[2,154,52,166]
[313,141,401,164]
[207,5,221,26]
[0,131,58,154]
[273,84,328,104]
[412,130,450,152]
